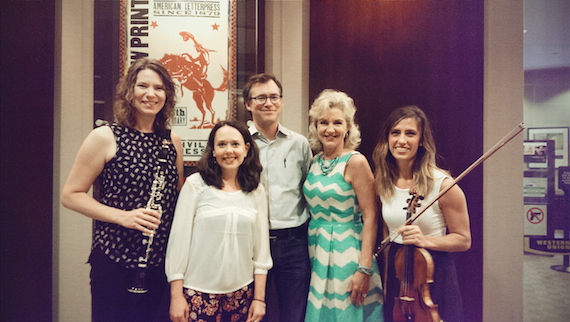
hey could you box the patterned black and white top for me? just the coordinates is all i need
[92,124,179,269]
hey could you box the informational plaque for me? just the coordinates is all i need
[121,0,237,164]
[559,167,570,191]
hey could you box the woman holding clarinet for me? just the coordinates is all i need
[61,57,184,321]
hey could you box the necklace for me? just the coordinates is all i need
[318,154,340,175]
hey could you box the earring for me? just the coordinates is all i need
[345,132,349,138]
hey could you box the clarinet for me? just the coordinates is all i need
[128,135,171,294]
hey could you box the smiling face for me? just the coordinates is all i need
[245,80,283,129]
[132,68,166,119]
[388,117,422,163]
[212,125,250,173]
[316,107,348,154]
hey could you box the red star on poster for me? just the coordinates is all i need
[212,23,220,30]
[151,21,158,28]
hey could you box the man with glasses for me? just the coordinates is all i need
[243,74,312,322]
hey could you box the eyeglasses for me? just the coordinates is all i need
[250,95,282,104]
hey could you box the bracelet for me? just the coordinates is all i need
[252,299,266,305]
[357,265,373,276]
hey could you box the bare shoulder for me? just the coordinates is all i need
[345,151,373,183]
[347,152,370,167]
[439,177,467,204]
[82,126,116,161]
[440,176,462,191]
[169,131,184,154]
[88,125,114,143]
[170,130,181,143]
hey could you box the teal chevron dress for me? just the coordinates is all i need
[303,152,383,322]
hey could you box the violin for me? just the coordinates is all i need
[376,123,524,257]
[393,192,442,322]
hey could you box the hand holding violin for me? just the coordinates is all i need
[398,225,428,248]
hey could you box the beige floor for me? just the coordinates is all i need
[523,253,570,322]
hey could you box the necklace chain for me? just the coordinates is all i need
[318,154,339,175]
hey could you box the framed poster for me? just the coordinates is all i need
[121,0,237,165]
[528,127,569,168]
[524,140,553,169]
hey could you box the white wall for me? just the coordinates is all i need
[524,91,570,129]
[53,0,93,321]
[483,0,525,321]
[264,0,310,136]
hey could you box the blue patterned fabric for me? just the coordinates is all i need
[303,152,383,322]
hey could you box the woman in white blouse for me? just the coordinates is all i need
[166,120,272,322]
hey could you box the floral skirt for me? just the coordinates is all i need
[183,283,253,322]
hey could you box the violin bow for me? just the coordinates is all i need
[375,123,525,256]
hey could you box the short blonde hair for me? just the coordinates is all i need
[308,89,361,152]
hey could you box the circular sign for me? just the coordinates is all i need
[526,207,544,224]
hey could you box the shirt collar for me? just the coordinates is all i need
[249,123,291,140]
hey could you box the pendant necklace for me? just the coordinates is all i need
[318,154,339,175]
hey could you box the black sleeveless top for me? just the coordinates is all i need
[92,124,179,269]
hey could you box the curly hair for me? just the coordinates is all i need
[308,89,362,152]
[372,105,448,200]
[113,57,177,132]
[197,120,263,193]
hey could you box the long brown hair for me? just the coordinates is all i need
[113,57,177,132]
[373,105,447,200]
[197,121,263,193]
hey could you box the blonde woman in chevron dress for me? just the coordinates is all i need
[303,90,383,322]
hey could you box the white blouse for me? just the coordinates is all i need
[381,169,448,244]
[165,173,272,293]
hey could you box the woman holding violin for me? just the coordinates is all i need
[372,105,471,322]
